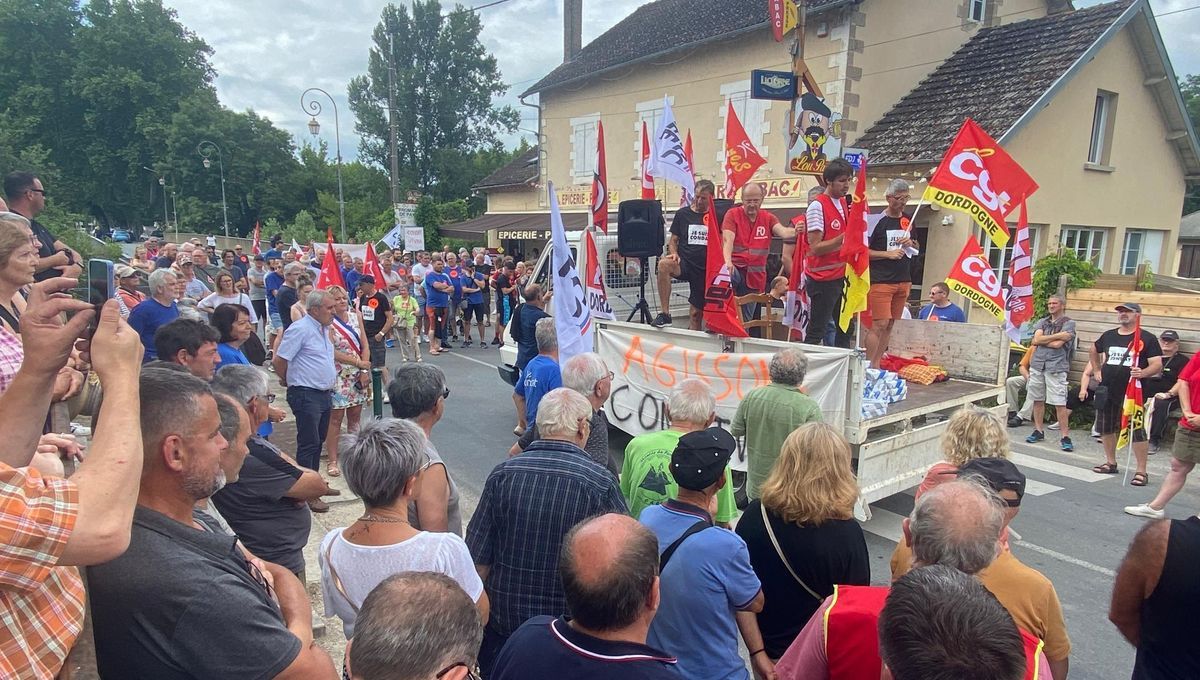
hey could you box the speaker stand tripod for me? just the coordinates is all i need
[626,256,654,325]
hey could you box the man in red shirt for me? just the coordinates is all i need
[720,182,793,299]
[802,159,853,345]
[1125,347,1200,519]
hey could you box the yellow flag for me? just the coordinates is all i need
[784,0,798,34]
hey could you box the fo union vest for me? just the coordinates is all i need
[726,206,774,292]
[824,585,1045,679]
[807,194,848,283]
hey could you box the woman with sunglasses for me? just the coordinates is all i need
[319,417,487,644]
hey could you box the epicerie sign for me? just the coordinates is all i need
[497,229,549,240]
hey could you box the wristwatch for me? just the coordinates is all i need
[59,248,75,266]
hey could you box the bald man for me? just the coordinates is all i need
[721,182,794,298]
[490,514,679,679]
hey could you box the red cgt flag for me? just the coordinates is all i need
[591,121,609,232]
[640,121,655,200]
[316,234,346,291]
[923,118,1038,249]
[1003,197,1034,341]
[702,198,748,337]
[944,236,1005,322]
[723,101,766,198]
[362,241,387,289]
[838,158,871,332]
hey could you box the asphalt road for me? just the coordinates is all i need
[400,338,1200,680]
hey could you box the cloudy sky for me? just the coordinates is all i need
[166,0,1200,161]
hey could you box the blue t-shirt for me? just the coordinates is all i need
[424,271,452,307]
[918,302,967,322]
[217,343,249,367]
[641,501,761,680]
[465,272,486,305]
[264,248,282,260]
[447,266,465,301]
[265,271,283,315]
[127,299,180,362]
[344,269,362,296]
[517,354,561,425]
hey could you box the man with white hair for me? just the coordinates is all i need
[865,179,919,368]
[622,378,738,526]
[510,351,615,475]
[274,289,338,495]
[467,388,628,676]
[128,268,180,361]
[732,347,823,500]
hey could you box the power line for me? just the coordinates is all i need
[1154,4,1200,18]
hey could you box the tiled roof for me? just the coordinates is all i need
[1181,210,1200,241]
[473,147,538,190]
[855,1,1133,164]
[521,0,856,97]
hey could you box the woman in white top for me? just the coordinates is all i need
[319,417,487,638]
[198,271,257,324]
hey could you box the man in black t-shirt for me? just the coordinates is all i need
[3,171,82,281]
[357,275,395,389]
[493,260,518,346]
[652,179,715,330]
[864,179,920,368]
[276,263,305,330]
[1089,302,1163,485]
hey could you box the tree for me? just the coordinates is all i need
[1180,75,1200,214]
[347,1,519,198]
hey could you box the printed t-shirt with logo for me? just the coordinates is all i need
[668,206,708,277]
[620,429,737,523]
[518,354,561,425]
[357,292,390,337]
[867,214,913,283]
[447,266,464,301]
[1094,328,1162,390]
[466,272,486,304]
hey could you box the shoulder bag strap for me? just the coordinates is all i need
[323,538,359,614]
[760,502,823,602]
[660,520,710,570]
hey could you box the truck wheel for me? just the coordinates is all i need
[732,470,748,510]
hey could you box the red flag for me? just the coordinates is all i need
[640,121,655,200]
[252,221,262,256]
[702,197,748,337]
[363,241,386,287]
[584,230,614,320]
[1003,197,1034,341]
[944,236,1004,322]
[316,234,346,290]
[838,159,871,331]
[924,118,1038,249]
[591,121,609,233]
[680,130,695,208]
[723,102,767,198]
[783,214,810,341]
[1118,315,1147,449]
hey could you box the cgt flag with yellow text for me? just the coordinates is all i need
[924,119,1038,250]
[1118,316,1147,449]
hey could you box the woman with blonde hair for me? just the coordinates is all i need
[890,405,1011,579]
[735,422,869,660]
[130,244,154,271]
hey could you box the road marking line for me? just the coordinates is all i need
[1023,479,1064,496]
[438,350,500,371]
[1013,540,1116,577]
[1009,452,1104,483]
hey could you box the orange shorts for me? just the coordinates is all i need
[868,282,912,321]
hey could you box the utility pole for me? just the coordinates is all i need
[386,31,402,207]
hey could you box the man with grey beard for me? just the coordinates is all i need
[87,367,336,679]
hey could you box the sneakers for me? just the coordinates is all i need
[1091,428,1102,441]
[1048,421,1060,431]
[1060,437,1074,452]
[420,334,428,343]
[490,337,502,347]
[1149,440,1160,455]
[462,341,473,348]
[1025,430,1045,443]
[651,312,673,328]
[385,339,395,348]
[1124,503,1166,520]
[1007,413,1024,428]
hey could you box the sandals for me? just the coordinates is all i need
[326,463,341,477]
[1093,462,1119,475]
[1131,472,1150,487]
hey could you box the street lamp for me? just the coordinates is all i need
[301,87,347,242]
[196,140,229,238]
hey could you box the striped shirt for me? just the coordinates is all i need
[466,440,628,636]
[0,463,86,679]
[0,327,22,396]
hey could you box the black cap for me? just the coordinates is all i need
[957,458,1026,501]
[670,428,736,491]
[253,254,265,262]
[359,274,376,285]
[1115,302,1142,313]
[1161,330,1180,341]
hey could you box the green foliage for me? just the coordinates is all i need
[347,1,520,200]
[279,210,321,247]
[1181,75,1200,215]
[414,196,442,251]
[1138,262,1155,291]
[1031,249,1101,319]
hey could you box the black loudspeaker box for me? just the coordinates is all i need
[616,199,666,258]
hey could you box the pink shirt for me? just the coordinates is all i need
[0,327,23,396]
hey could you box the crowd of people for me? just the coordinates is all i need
[3,163,1200,680]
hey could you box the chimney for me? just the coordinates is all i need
[564,0,582,62]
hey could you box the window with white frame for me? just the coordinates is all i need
[716,81,771,164]
[1060,226,1107,266]
[1121,229,1164,275]
[968,0,987,22]
[569,114,600,182]
[976,225,1043,285]
[634,99,669,177]
[1087,91,1117,166]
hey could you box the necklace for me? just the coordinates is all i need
[358,512,409,524]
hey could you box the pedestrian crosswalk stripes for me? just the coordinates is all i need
[1008,452,1106,483]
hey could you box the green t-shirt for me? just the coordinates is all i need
[619,429,736,523]
[731,383,823,500]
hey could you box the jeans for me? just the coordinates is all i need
[286,386,332,471]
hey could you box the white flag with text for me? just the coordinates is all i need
[549,182,595,364]
[652,97,695,201]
